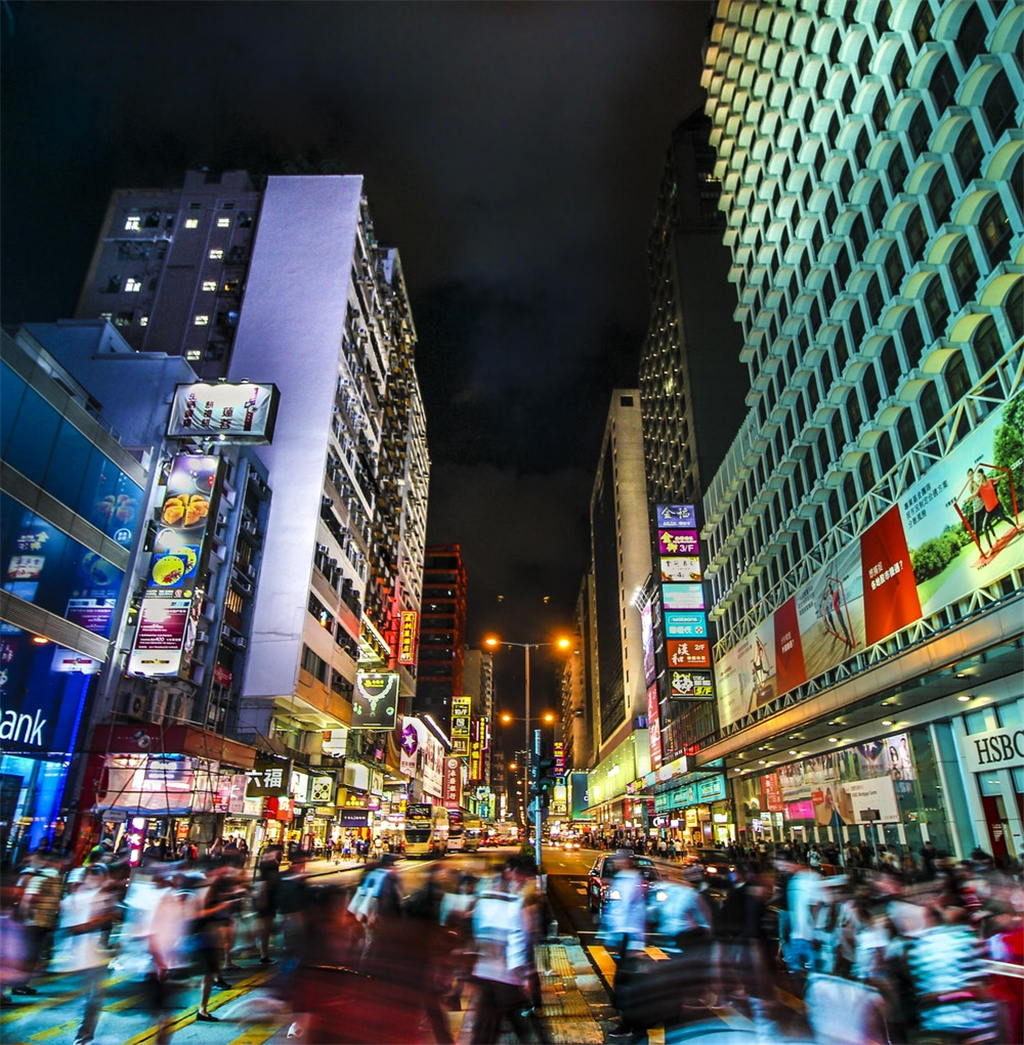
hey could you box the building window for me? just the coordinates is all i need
[973,316,1004,373]
[908,104,932,159]
[923,274,951,337]
[124,215,141,232]
[983,70,1018,143]
[949,237,980,306]
[953,123,983,186]
[185,218,199,229]
[944,352,971,402]
[194,314,210,326]
[876,430,895,475]
[124,277,142,292]
[880,337,902,395]
[209,249,224,260]
[202,280,217,292]
[930,54,958,113]
[186,350,202,361]
[217,217,231,228]
[891,47,911,93]
[920,380,943,430]
[978,195,1012,269]
[905,208,928,265]
[929,168,955,227]
[884,241,903,295]
[897,407,918,455]
[863,361,881,416]
[912,3,934,47]
[139,316,149,327]
[113,311,133,328]
[872,89,891,133]
[902,309,926,369]
[888,143,909,193]
[954,5,988,71]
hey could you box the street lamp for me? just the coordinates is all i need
[484,634,572,871]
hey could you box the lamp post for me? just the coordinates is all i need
[485,635,571,872]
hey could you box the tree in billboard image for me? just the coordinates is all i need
[905,390,1022,618]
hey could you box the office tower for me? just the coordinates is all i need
[416,545,468,735]
[74,171,430,851]
[582,392,654,828]
[691,0,1022,860]
[638,108,749,775]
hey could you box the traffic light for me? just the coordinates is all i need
[530,729,557,812]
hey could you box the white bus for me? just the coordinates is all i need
[446,809,466,852]
[404,803,449,858]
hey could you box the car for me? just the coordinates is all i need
[586,852,659,914]
[683,847,737,888]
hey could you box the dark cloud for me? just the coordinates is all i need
[1,0,713,648]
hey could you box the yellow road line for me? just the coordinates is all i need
[588,944,618,985]
[226,1020,283,1045]
[119,969,274,1045]
[645,946,670,961]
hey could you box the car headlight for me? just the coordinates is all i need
[608,887,621,901]
[706,865,718,874]
[654,890,668,903]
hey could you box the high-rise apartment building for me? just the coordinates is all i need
[73,171,430,851]
[684,0,1022,861]
[581,392,654,828]
[416,545,468,735]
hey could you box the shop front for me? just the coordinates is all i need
[653,772,733,850]
[78,722,256,863]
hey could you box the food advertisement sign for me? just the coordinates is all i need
[129,454,222,678]
[656,505,697,529]
[670,669,715,700]
[658,529,700,556]
[667,639,711,668]
[451,696,471,757]
[167,382,280,443]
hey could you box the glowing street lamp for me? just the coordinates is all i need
[484,634,573,871]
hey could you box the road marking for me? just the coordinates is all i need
[227,1021,283,1044]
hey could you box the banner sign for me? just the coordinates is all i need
[443,756,462,809]
[715,392,1023,727]
[397,611,419,665]
[167,382,280,443]
[352,672,399,729]
[451,696,471,757]
[246,756,291,797]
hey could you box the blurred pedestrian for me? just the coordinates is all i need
[466,859,536,1044]
[601,853,648,1041]
[192,864,245,1022]
[51,863,118,1045]
[11,849,65,995]
[254,846,281,964]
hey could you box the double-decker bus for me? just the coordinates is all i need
[447,809,466,852]
[404,803,449,858]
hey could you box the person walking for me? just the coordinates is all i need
[51,864,118,1045]
[601,853,649,1041]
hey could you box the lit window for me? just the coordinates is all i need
[125,277,142,292]
[124,216,141,231]
[185,218,199,229]
[186,350,202,361]
[217,217,231,228]
[139,316,149,327]
[209,249,224,260]
[99,312,112,320]
[194,315,210,326]
[202,280,217,292]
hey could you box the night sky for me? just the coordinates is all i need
[1,1,720,707]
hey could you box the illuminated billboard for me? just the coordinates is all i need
[352,672,400,729]
[397,610,419,665]
[128,454,222,677]
[167,382,280,443]
[716,392,1023,727]
[451,696,471,757]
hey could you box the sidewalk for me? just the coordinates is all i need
[534,938,609,1045]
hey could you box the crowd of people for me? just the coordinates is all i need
[595,845,1022,1044]
[0,840,557,1044]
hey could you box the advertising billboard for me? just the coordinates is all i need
[167,382,280,443]
[714,392,1023,727]
[352,672,400,729]
[128,454,222,678]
